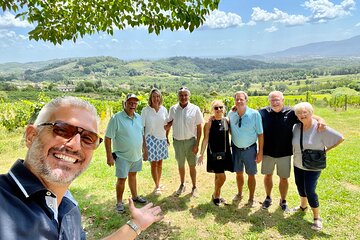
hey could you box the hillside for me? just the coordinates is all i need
[0,56,359,98]
[0,56,292,82]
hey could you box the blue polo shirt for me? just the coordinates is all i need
[228,107,263,148]
[105,111,144,162]
[0,160,85,240]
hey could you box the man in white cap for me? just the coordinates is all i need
[105,93,148,213]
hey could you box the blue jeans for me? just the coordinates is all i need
[294,167,321,208]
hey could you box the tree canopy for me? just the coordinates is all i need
[2,0,220,44]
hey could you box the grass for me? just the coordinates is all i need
[0,107,359,239]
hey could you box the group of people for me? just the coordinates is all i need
[198,90,344,232]
[104,87,344,232]
[0,88,344,239]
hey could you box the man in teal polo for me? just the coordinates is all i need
[228,91,264,207]
[105,93,148,213]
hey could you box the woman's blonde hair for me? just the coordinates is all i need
[148,88,163,106]
[211,100,225,114]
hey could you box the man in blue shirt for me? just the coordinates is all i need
[105,94,148,214]
[228,91,264,207]
[0,96,163,240]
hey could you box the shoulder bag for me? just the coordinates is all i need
[208,118,227,161]
[300,123,326,170]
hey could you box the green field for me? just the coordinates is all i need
[0,107,359,239]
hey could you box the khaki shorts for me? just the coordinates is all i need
[173,138,196,168]
[261,155,291,178]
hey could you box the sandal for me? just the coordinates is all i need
[212,195,221,206]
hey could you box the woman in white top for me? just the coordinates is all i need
[141,88,169,195]
[292,102,344,231]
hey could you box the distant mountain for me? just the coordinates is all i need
[265,35,360,59]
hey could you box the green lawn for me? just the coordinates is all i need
[1,107,359,239]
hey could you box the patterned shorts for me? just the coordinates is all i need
[146,135,168,161]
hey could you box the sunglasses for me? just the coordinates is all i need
[38,121,103,150]
[238,117,242,128]
[214,106,224,110]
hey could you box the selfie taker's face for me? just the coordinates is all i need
[25,106,97,184]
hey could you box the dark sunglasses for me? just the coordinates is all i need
[38,121,103,149]
[214,106,224,110]
[238,118,242,128]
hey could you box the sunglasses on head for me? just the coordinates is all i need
[38,121,103,150]
[238,117,242,128]
[214,106,224,110]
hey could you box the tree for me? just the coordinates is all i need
[3,0,220,44]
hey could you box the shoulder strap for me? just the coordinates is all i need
[300,123,304,151]
[221,118,227,153]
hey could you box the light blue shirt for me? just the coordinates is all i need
[228,107,263,148]
[105,111,143,162]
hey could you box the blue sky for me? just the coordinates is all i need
[0,0,359,63]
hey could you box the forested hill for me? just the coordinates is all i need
[0,56,292,82]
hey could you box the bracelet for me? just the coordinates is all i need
[126,220,141,235]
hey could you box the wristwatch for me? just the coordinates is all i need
[126,220,141,235]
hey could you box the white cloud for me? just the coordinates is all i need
[111,38,119,43]
[19,35,27,40]
[303,0,356,22]
[0,29,29,48]
[77,40,92,48]
[251,7,279,22]
[251,7,308,26]
[0,12,32,28]
[0,29,17,39]
[247,20,257,26]
[203,10,244,29]
[265,26,278,32]
[356,22,360,27]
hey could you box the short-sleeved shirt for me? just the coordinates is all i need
[141,105,168,139]
[228,107,263,148]
[0,160,85,240]
[168,102,204,140]
[292,120,343,171]
[259,106,298,158]
[105,111,143,162]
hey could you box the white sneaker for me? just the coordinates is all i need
[191,187,199,198]
[311,218,323,231]
[153,187,162,195]
[232,193,243,202]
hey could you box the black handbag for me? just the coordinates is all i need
[208,118,227,161]
[300,124,326,170]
